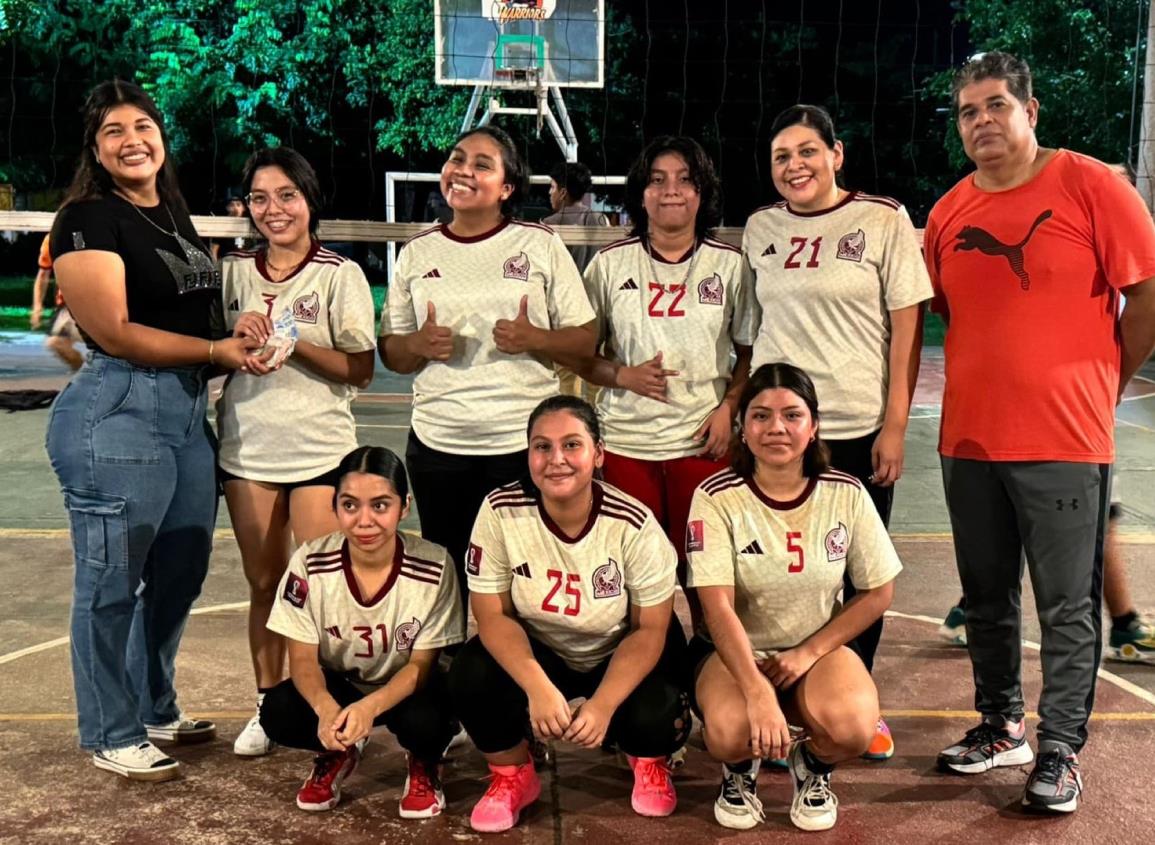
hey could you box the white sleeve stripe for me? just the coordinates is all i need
[401,562,443,578]
[305,564,343,574]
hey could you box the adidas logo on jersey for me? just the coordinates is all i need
[227,298,240,311]
[513,562,532,578]
[761,244,777,256]
[422,268,442,279]
[619,278,639,290]
[325,625,341,639]
[739,540,765,555]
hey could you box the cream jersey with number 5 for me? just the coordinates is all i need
[686,468,902,654]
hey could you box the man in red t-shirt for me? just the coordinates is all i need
[925,51,1155,814]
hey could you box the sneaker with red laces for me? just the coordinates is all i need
[296,744,362,812]
[627,755,677,817]
[399,755,446,819]
[862,717,895,761]
[470,761,541,833]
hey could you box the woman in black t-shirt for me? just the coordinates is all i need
[46,80,257,782]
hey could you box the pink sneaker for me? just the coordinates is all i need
[470,761,541,833]
[627,755,677,817]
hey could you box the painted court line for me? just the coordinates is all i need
[2,606,1152,714]
[886,610,1155,709]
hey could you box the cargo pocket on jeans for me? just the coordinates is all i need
[62,488,129,570]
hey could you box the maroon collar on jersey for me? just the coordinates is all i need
[341,535,403,607]
[538,480,605,545]
[644,235,699,264]
[782,190,858,219]
[745,475,818,510]
[255,238,321,284]
[439,217,512,244]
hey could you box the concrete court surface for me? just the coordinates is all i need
[1,333,1154,843]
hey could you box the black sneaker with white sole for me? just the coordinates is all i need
[93,741,179,781]
[1023,748,1082,813]
[713,760,765,830]
[937,718,1034,774]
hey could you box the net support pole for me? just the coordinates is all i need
[550,86,579,162]
[1138,0,1155,210]
[461,84,487,134]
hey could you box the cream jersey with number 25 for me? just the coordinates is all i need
[687,468,902,654]
[467,479,677,671]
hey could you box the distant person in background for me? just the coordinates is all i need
[544,161,609,272]
[30,234,83,371]
[211,192,257,261]
[545,161,610,398]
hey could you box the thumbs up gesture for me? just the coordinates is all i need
[493,295,543,354]
[408,300,454,361]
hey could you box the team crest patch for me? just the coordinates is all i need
[686,519,705,553]
[698,272,723,305]
[836,229,866,262]
[825,522,849,561]
[283,572,309,608]
[466,543,483,576]
[292,291,320,323]
[394,617,422,651]
[592,557,622,599]
[502,251,531,281]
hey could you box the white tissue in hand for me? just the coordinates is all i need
[260,307,299,368]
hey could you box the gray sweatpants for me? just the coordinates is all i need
[941,457,1110,752]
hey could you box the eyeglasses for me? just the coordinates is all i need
[245,189,302,211]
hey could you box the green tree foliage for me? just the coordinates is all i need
[7,1,471,180]
[924,0,1146,171]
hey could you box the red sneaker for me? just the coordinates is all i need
[399,755,446,819]
[296,745,361,812]
[470,761,541,833]
[627,755,677,817]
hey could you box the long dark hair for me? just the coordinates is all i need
[331,446,410,509]
[452,125,530,217]
[520,395,603,500]
[731,363,830,479]
[60,79,186,212]
[624,135,721,240]
[241,146,323,234]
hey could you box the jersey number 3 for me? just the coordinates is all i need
[542,569,581,616]
[648,282,686,317]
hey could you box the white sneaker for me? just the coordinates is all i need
[146,715,216,744]
[714,760,765,830]
[788,743,838,831]
[234,712,276,757]
[93,741,180,781]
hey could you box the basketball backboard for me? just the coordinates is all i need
[435,0,604,88]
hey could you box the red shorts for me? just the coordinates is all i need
[602,451,729,559]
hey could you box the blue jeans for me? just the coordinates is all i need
[46,354,218,750]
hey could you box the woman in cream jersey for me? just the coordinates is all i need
[379,125,596,601]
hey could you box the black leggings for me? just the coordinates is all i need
[825,432,893,674]
[406,431,526,611]
[447,621,691,759]
[260,668,456,760]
